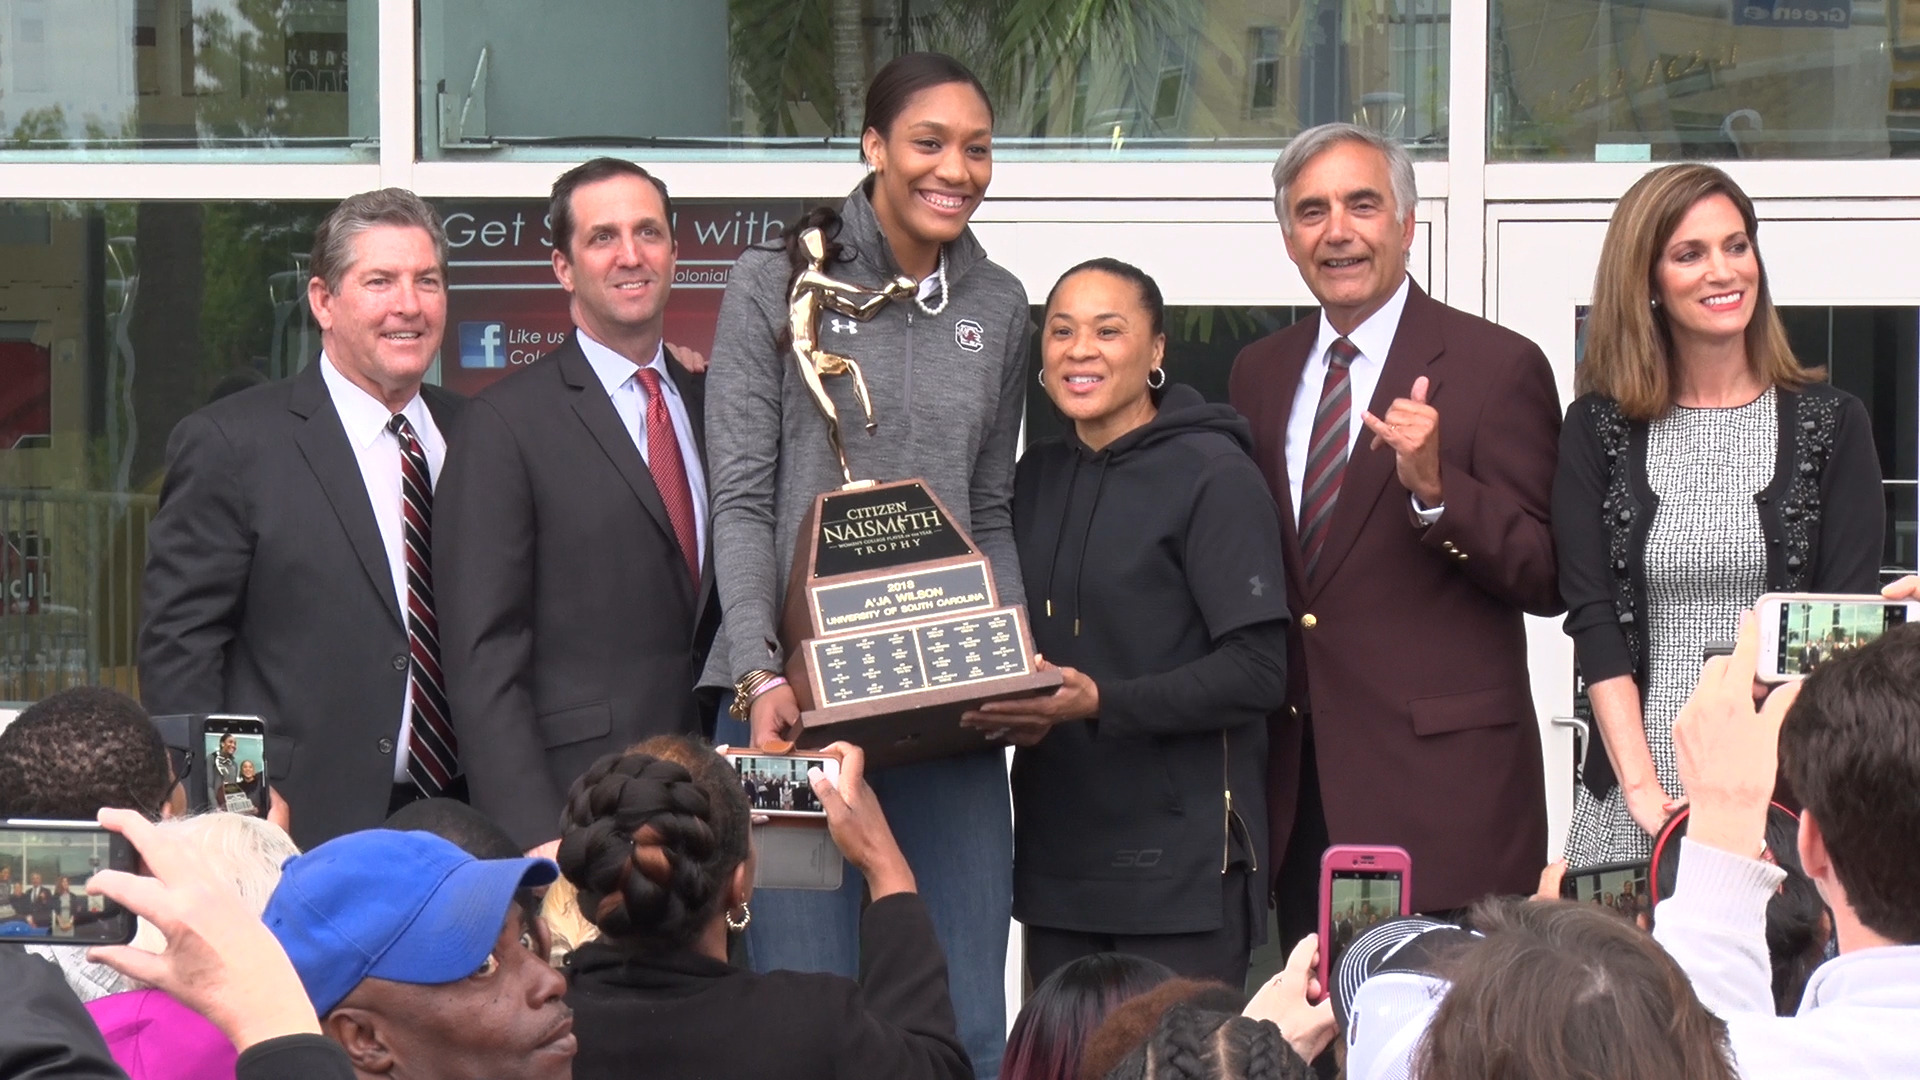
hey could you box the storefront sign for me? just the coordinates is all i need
[1733,0,1851,27]
[436,200,814,397]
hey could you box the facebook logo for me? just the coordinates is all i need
[458,322,506,368]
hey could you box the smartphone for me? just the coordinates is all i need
[1318,844,1413,999]
[719,749,841,819]
[0,820,138,945]
[1560,858,1651,917]
[198,715,273,818]
[1756,592,1920,682]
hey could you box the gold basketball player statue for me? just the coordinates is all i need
[786,225,917,486]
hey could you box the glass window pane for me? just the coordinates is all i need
[0,199,329,702]
[1492,0,1908,160]
[0,1,376,161]
[419,0,1448,162]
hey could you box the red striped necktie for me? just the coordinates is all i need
[1299,337,1359,580]
[635,368,701,585]
[388,413,458,796]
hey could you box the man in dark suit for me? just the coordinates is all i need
[139,189,465,848]
[1229,124,1561,923]
[436,158,716,854]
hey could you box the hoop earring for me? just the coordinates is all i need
[1147,367,1167,390]
[725,904,752,932]
[1037,367,1047,389]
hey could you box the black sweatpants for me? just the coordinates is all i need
[1023,866,1254,991]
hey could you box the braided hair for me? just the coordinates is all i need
[1105,1004,1312,1080]
[556,735,752,954]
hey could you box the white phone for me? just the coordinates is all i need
[1755,592,1920,682]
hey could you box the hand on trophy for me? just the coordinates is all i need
[960,656,1100,747]
[750,682,803,748]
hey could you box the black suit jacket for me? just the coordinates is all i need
[434,335,718,849]
[138,361,465,849]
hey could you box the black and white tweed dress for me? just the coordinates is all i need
[1563,388,1776,865]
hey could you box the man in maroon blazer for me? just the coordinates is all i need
[1229,124,1562,924]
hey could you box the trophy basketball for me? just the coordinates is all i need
[777,227,1059,766]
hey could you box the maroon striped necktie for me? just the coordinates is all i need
[635,368,701,585]
[1299,337,1359,580]
[388,414,458,796]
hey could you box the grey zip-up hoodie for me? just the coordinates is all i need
[701,180,1031,688]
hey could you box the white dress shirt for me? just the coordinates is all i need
[578,330,709,569]
[319,353,446,782]
[1283,276,1441,527]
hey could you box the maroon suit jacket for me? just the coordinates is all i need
[1228,281,1562,912]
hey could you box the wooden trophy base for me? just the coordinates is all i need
[781,479,1059,768]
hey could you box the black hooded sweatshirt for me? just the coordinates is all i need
[1010,383,1290,936]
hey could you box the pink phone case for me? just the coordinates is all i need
[1317,844,1413,1000]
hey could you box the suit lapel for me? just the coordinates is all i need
[1261,331,1315,604]
[1306,283,1445,596]
[288,361,403,628]
[557,340,685,575]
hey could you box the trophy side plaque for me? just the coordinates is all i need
[780,479,1060,768]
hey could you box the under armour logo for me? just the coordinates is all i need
[829,318,858,335]
[1249,575,1266,596]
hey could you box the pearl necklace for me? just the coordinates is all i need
[914,250,950,317]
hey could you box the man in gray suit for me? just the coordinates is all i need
[139,189,465,848]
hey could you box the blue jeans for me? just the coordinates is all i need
[715,709,1011,1079]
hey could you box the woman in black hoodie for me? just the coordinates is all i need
[965,259,1290,990]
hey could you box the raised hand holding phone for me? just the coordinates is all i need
[1673,614,1797,858]
[84,808,321,1052]
[809,742,914,900]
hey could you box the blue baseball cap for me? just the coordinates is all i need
[264,829,558,1015]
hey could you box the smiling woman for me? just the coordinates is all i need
[991,257,1289,992]
[701,52,1034,1077]
[1555,163,1886,865]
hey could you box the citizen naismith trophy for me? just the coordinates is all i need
[778,227,1059,766]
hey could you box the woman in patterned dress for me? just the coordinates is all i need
[1555,164,1884,864]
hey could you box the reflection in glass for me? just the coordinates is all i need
[0,201,327,701]
[1492,0,1911,160]
[0,1,375,159]
[419,0,1449,160]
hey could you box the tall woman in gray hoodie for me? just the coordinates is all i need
[702,53,1031,1078]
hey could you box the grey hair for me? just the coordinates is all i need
[124,813,300,968]
[1270,123,1418,234]
[308,187,448,294]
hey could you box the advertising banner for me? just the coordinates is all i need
[437,199,814,397]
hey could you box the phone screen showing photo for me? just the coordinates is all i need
[0,826,136,944]
[1567,863,1650,918]
[1778,601,1908,676]
[203,727,271,818]
[1326,871,1404,983]
[726,753,827,818]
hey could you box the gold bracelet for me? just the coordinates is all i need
[729,669,783,720]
